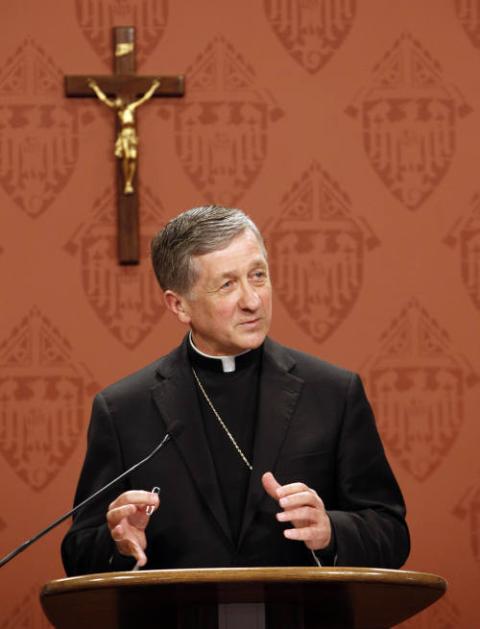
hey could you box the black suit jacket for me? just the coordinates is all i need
[62,337,409,575]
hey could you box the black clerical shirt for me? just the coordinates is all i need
[187,340,262,545]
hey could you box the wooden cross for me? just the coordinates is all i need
[65,26,185,264]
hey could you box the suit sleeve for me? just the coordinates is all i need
[326,373,410,568]
[61,393,135,576]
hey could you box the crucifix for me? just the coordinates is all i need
[65,26,185,264]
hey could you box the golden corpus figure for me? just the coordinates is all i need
[87,78,160,194]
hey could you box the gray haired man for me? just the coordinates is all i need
[62,205,409,575]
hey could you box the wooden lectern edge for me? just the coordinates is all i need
[41,566,447,596]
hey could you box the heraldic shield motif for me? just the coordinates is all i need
[265,161,378,344]
[0,308,97,491]
[65,187,166,350]
[455,0,480,49]
[346,33,471,211]
[363,299,478,482]
[0,39,78,218]
[453,483,480,566]
[75,0,168,66]
[173,36,283,207]
[444,193,480,313]
[264,0,356,73]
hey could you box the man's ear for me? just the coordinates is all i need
[163,290,192,325]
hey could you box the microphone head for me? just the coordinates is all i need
[168,421,184,439]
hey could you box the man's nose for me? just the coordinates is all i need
[238,282,261,310]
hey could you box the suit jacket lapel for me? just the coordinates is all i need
[238,338,304,547]
[150,340,233,546]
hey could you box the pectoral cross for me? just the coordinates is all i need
[65,26,185,264]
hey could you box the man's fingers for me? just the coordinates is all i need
[283,525,331,550]
[109,490,160,511]
[261,471,282,499]
[115,535,147,565]
[110,523,124,542]
[110,523,148,562]
[276,482,309,498]
[262,475,331,552]
[129,540,147,566]
[107,491,160,529]
[276,506,317,523]
[107,504,152,535]
[279,490,322,510]
[283,526,318,541]
[107,504,137,528]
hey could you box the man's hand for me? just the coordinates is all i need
[106,490,160,567]
[262,472,331,551]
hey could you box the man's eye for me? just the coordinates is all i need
[220,280,234,290]
[253,271,267,281]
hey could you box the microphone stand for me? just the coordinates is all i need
[0,432,172,569]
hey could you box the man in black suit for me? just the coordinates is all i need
[62,205,409,575]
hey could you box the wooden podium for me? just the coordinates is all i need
[41,567,446,629]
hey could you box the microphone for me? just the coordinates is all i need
[0,422,183,569]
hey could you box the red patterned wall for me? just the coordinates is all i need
[1,1,479,626]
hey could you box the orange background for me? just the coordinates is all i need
[1,1,479,627]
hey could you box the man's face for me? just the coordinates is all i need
[168,229,272,356]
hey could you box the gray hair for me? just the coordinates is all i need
[151,205,266,294]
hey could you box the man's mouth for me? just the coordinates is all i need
[239,318,261,327]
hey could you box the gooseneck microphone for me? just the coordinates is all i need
[0,422,183,569]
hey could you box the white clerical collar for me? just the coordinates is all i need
[188,332,250,373]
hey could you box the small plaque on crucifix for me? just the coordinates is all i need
[65,26,184,264]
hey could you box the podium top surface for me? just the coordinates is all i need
[42,566,446,594]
